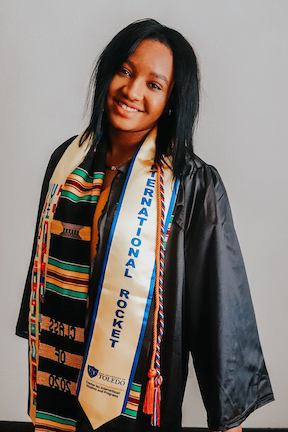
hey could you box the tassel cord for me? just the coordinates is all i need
[143,158,165,426]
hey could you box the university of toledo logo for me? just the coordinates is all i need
[88,365,98,378]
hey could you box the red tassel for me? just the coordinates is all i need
[143,368,156,415]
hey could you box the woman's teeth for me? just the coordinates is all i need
[118,101,139,112]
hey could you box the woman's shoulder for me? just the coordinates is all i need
[40,135,79,196]
[183,154,227,202]
[49,135,78,165]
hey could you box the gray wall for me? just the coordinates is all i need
[1,0,287,427]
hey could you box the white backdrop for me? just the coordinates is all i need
[1,0,287,427]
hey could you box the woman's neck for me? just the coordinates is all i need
[107,127,149,165]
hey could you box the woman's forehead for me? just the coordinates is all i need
[125,39,174,84]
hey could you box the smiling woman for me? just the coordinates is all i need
[16,18,274,432]
[106,40,174,141]
[105,39,174,177]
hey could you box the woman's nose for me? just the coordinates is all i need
[123,78,144,101]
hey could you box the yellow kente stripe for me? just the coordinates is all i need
[46,275,89,293]
[64,172,103,187]
[62,177,99,197]
[126,402,138,410]
[47,264,89,281]
[35,419,75,432]
[47,266,88,286]
[91,186,111,260]
[129,389,140,399]
[63,173,92,189]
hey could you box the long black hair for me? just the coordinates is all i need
[80,18,200,177]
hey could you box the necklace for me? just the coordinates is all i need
[105,156,133,171]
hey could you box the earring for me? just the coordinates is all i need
[166,108,172,116]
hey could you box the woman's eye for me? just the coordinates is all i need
[119,67,131,76]
[149,82,161,90]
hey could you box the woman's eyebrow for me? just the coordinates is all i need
[126,59,135,68]
[125,59,168,84]
[149,72,168,84]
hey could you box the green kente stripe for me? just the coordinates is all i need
[46,282,87,299]
[48,258,89,274]
[131,383,141,392]
[36,412,76,426]
[72,168,92,181]
[61,190,99,202]
[72,168,104,181]
[93,173,104,179]
[124,408,137,417]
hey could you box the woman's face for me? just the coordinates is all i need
[106,39,174,140]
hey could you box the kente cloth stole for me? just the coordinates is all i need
[77,130,179,430]
[28,135,105,431]
[28,128,179,432]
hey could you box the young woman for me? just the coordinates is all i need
[16,19,274,432]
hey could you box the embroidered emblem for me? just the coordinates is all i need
[60,223,84,240]
[88,366,98,378]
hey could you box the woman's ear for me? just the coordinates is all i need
[164,85,175,115]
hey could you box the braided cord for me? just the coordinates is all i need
[152,156,165,426]
[143,157,165,427]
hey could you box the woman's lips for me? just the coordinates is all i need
[115,100,143,114]
[118,101,141,112]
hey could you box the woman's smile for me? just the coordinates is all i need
[115,100,143,115]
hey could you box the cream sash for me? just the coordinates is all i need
[77,129,179,429]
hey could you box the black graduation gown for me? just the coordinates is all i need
[16,137,274,431]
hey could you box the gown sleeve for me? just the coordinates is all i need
[184,163,274,431]
[15,137,76,339]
